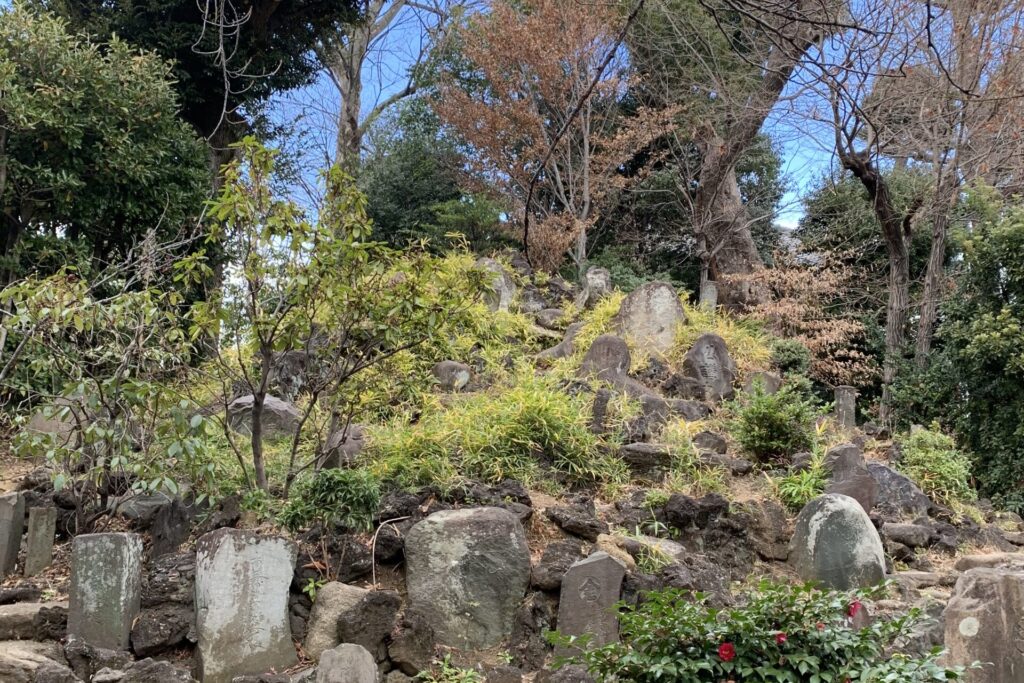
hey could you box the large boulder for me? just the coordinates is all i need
[679,334,737,402]
[304,582,368,662]
[404,507,531,649]
[195,529,297,683]
[477,258,517,312]
[867,463,932,520]
[823,443,878,514]
[789,494,885,590]
[943,568,1024,682]
[614,282,686,357]
[226,395,300,436]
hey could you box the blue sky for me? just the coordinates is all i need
[265,6,838,229]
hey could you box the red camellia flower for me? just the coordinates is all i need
[718,642,736,662]
[775,632,787,645]
[847,600,863,618]
[816,621,825,631]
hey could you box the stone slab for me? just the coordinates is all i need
[68,533,143,650]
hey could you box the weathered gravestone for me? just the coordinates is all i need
[404,507,530,650]
[322,425,367,470]
[195,529,297,683]
[699,281,718,309]
[555,552,626,657]
[317,643,379,683]
[679,334,737,402]
[943,567,1024,682]
[614,281,687,357]
[68,533,143,649]
[743,371,782,395]
[834,385,857,429]
[789,494,885,590]
[0,492,24,577]
[24,507,56,577]
[578,335,665,407]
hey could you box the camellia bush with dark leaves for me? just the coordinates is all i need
[557,581,972,682]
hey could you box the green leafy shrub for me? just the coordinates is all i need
[730,385,820,462]
[897,426,976,506]
[416,656,484,683]
[279,468,381,532]
[774,456,827,512]
[370,373,628,490]
[586,246,681,292]
[770,338,812,375]
[559,581,971,682]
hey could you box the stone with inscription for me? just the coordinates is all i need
[555,552,626,657]
[943,567,1024,682]
[405,507,530,650]
[195,529,297,683]
[24,506,56,577]
[834,385,857,429]
[680,333,737,402]
[0,492,24,577]
[614,281,687,356]
[68,533,143,649]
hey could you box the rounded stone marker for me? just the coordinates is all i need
[788,493,884,590]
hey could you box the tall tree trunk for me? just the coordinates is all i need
[694,154,767,307]
[251,349,273,491]
[687,20,820,308]
[914,204,950,365]
[841,158,914,426]
[334,58,363,172]
[881,231,910,425]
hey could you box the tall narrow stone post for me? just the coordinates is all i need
[699,281,718,310]
[24,507,57,577]
[835,385,857,429]
[555,551,627,657]
[0,492,25,577]
[68,533,143,649]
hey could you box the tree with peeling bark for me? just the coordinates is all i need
[320,0,469,171]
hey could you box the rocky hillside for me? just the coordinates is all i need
[1,260,1021,683]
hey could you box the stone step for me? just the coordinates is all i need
[0,601,68,641]
[954,552,1024,572]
